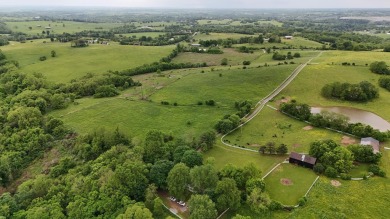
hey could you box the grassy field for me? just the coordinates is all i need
[264,164,318,205]
[172,48,261,66]
[204,142,286,174]
[1,39,174,82]
[51,97,233,142]
[225,106,349,153]
[197,19,232,25]
[277,51,390,121]
[150,65,298,107]
[5,21,123,35]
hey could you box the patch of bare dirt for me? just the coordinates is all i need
[341,136,356,145]
[331,180,341,187]
[293,143,301,148]
[303,125,313,131]
[280,178,293,186]
[275,96,292,106]
[251,144,260,147]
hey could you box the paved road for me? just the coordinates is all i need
[220,52,323,151]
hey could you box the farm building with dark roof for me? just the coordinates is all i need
[289,152,317,169]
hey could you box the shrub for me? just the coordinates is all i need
[340,173,351,180]
[368,164,386,177]
[313,163,325,174]
[324,166,338,178]
[298,197,307,206]
[39,56,47,61]
[242,61,251,65]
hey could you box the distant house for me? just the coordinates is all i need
[289,152,317,169]
[360,137,380,154]
[191,43,201,47]
[285,36,293,40]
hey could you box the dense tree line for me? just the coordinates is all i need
[0,54,71,187]
[55,73,140,98]
[321,81,379,102]
[120,34,189,46]
[120,61,206,76]
[280,102,389,141]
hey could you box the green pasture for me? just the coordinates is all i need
[193,32,255,41]
[225,106,348,153]
[204,142,286,174]
[50,97,233,141]
[1,39,174,82]
[290,150,390,219]
[150,65,298,107]
[4,21,123,35]
[276,53,390,121]
[172,48,261,66]
[264,164,318,206]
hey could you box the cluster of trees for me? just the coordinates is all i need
[370,61,390,75]
[169,161,281,218]
[119,34,189,46]
[0,126,220,218]
[379,77,390,91]
[310,140,385,178]
[321,81,379,102]
[259,142,288,155]
[280,102,389,141]
[235,100,252,117]
[310,140,355,177]
[215,114,241,134]
[272,52,301,60]
[121,61,207,76]
[0,35,9,46]
[56,73,140,98]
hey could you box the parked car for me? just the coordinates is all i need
[178,200,186,207]
[169,196,176,202]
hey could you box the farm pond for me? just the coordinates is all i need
[311,106,390,132]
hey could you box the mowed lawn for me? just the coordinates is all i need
[150,65,298,107]
[172,48,261,66]
[264,164,318,206]
[204,142,286,175]
[50,97,234,141]
[225,106,349,153]
[277,52,390,121]
[5,21,123,35]
[2,40,174,82]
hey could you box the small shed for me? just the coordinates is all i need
[360,137,380,154]
[289,152,317,169]
[285,36,293,40]
[191,43,201,47]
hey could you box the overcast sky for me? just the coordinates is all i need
[2,0,390,8]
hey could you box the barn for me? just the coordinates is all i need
[289,152,317,169]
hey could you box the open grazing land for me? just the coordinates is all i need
[264,164,318,206]
[1,6,390,219]
[1,40,174,82]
